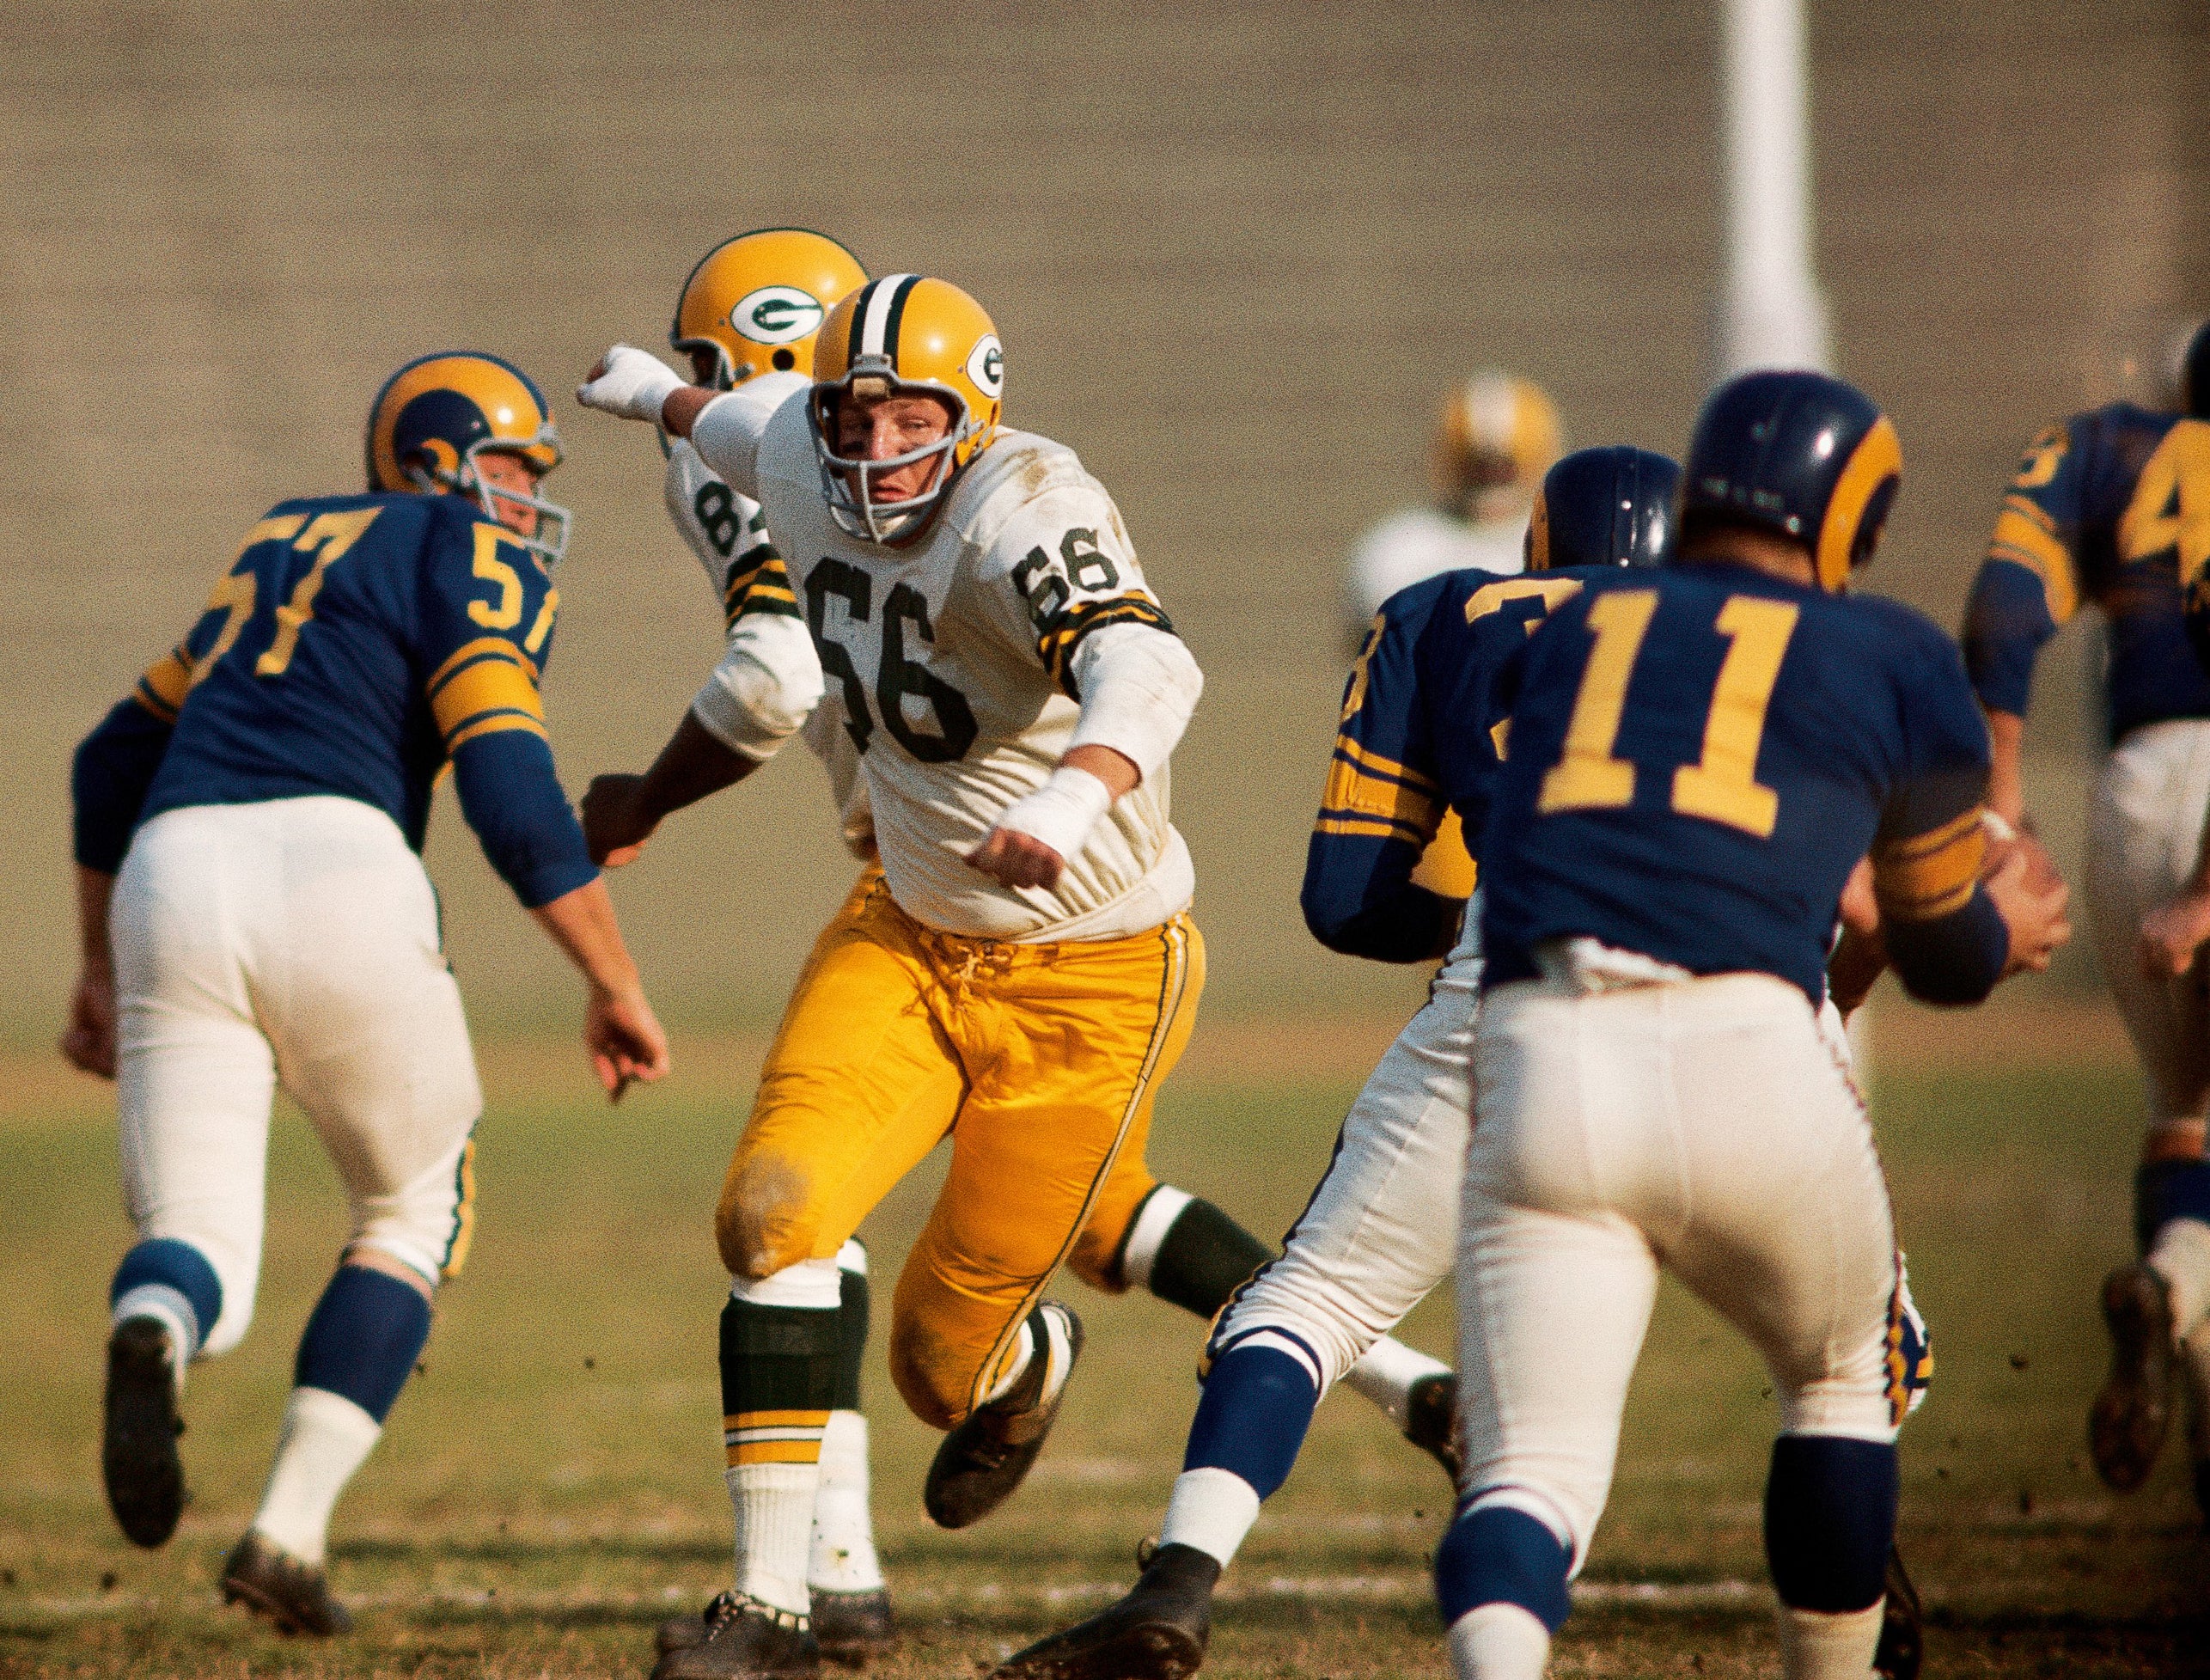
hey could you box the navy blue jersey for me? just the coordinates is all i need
[1962,405,2210,742]
[1304,567,1601,961]
[1480,561,2007,1006]
[71,492,595,908]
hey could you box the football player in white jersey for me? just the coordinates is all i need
[1346,372,1565,631]
[626,235,1463,1674]
[577,272,1242,1678]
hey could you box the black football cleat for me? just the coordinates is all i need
[2089,1262,2176,1492]
[651,1592,820,1679]
[925,1303,1083,1530]
[662,1590,895,1670]
[220,1530,354,1637]
[1872,1543,1921,1680]
[103,1317,187,1549]
[812,1587,897,1667]
[992,1541,1219,1679]
[1402,1371,1462,1482]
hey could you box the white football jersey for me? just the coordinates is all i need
[666,439,873,854]
[692,379,1196,943]
[1347,505,1529,625]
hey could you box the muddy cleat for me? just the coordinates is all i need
[813,1587,897,1667]
[992,1541,1218,1679]
[2089,1262,2176,1492]
[220,1530,353,1637]
[1402,1371,1462,1482]
[655,1592,728,1656]
[651,1592,820,1679]
[102,1317,187,1549]
[1872,1543,1921,1680]
[925,1302,1084,1530]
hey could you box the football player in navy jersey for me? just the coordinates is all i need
[992,447,1676,1680]
[1966,319,2210,1506]
[63,353,668,1634]
[1434,373,2070,1680]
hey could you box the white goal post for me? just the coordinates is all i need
[1719,0,1832,379]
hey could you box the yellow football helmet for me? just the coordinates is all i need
[366,351,570,564]
[670,228,868,391]
[1434,372,1565,524]
[809,274,1004,543]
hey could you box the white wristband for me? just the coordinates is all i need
[1980,809,2018,844]
[576,344,684,425]
[995,766,1114,862]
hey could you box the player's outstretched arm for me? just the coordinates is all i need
[529,878,669,1103]
[59,864,117,1079]
[582,712,760,868]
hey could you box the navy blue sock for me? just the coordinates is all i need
[111,1237,223,1355]
[1434,1503,1572,1632]
[2136,1159,2210,1254]
[295,1265,433,1423]
[1764,1435,1898,1612]
[1182,1341,1318,1500]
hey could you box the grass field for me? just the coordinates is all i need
[3,1007,2207,1678]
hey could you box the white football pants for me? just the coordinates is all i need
[1209,934,1480,1386]
[2084,719,2210,1130]
[1457,970,1904,1567]
[113,797,483,1356]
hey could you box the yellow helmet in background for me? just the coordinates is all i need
[1433,371,1565,523]
[809,274,1004,543]
[365,351,570,563]
[670,228,868,391]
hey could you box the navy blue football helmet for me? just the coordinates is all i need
[2181,319,2210,418]
[1682,370,1902,592]
[1525,446,1680,571]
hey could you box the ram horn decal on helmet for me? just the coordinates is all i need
[365,351,572,565]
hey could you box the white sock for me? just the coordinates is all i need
[730,1463,821,1619]
[112,1287,198,1392]
[980,1308,1076,1408]
[1158,1465,1262,1568]
[1446,1602,1551,1680]
[2150,1217,2210,1341]
[1342,1335,1451,1429]
[809,1410,884,1593]
[982,1320,1034,1403]
[249,1387,382,1566]
[1120,1187,1194,1290]
[1776,1600,1883,1680]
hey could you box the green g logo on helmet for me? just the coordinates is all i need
[733,285,828,346]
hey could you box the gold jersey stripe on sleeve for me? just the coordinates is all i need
[135,645,197,722]
[1872,806,1987,922]
[1036,596,1175,698]
[1320,739,1442,844]
[1333,734,1439,791]
[1986,493,2078,623]
[445,711,547,752]
[431,651,545,748]
[426,634,539,697]
[730,556,803,624]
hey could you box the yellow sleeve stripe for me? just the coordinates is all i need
[1321,747,1440,842]
[1316,813,1430,844]
[426,635,538,697]
[1873,807,1986,922]
[1987,498,2077,623]
[1334,735,1438,791]
[432,657,544,742]
[445,712,546,751]
[135,647,195,721]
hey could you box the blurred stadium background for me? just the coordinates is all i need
[5,3,2210,1675]
[3,0,2203,1037]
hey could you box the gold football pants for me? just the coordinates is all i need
[717,871,1204,1428]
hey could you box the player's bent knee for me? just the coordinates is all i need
[715,1152,818,1280]
[1763,1435,1898,1612]
[885,1315,972,1431]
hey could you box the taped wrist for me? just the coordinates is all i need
[997,765,1113,860]
[581,345,683,423]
